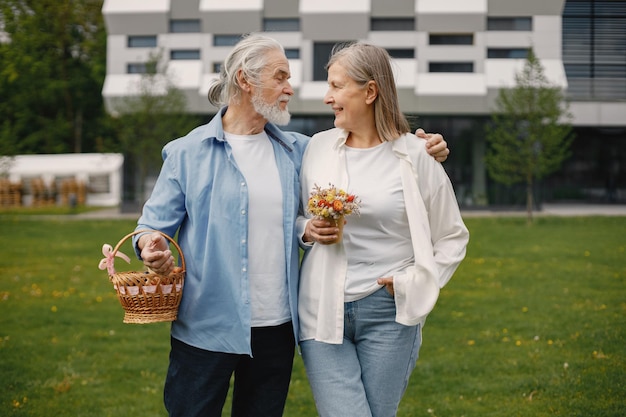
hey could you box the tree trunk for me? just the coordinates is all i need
[526,173,534,225]
[74,108,83,153]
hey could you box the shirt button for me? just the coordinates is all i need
[241,239,246,244]
[241,182,245,186]
[242,267,247,272]
[241,210,246,215]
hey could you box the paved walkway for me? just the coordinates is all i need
[460,203,626,218]
[70,203,626,220]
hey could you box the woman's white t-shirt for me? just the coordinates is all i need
[343,141,414,302]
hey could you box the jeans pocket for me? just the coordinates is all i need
[381,285,395,299]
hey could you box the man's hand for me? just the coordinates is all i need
[416,128,449,162]
[138,232,175,275]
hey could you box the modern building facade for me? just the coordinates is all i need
[102,0,626,206]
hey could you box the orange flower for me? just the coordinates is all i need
[307,183,361,220]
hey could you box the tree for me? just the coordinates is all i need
[110,52,200,203]
[485,48,574,224]
[0,0,107,155]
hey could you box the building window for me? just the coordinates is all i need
[127,62,156,74]
[371,18,415,31]
[429,34,474,45]
[263,18,300,31]
[285,49,300,59]
[429,62,474,73]
[170,19,201,33]
[212,62,222,73]
[387,48,415,59]
[314,42,347,81]
[170,50,201,60]
[213,34,242,47]
[127,35,157,48]
[487,48,529,59]
[487,17,532,31]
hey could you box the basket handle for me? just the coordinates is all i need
[111,230,186,272]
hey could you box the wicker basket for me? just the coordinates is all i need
[105,230,185,324]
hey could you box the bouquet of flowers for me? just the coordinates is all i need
[307,183,361,221]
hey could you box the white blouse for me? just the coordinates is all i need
[296,128,469,344]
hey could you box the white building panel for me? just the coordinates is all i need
[299,82,329,100]
[416,0,487,14]
[168,61,203,89]
[103,74,170,103]
[102,0,169,13]
[199,0,262,11]
[485,60,525,88]
[392,60,418,88]
[532,16,563,59]
[570,102,626,127]
[416,74,486,96]
[160,33,204,50]
[368,31,419,47]
[300,0,369,13]
[485,59,567,89]
[102,0,169,35]
[484,32,533,48]
[103,74,143,97]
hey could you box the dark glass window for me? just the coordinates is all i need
[429,62,474,73]
[487,17,532,31]
[128,36,157,48]
[429,34,474,45]
[212,62,222,73]
[371,18,415,31]
[127,63,145,74]
[263,18,300,31]
[562,0,626,100]
[213,34,242,47]
[169,19,201,33]
[127,63,156,74]
[487,48,529,59]
[564,64,592,78]
[170,50,200,60]
[314,42,342,81]
[387,48,415,59]
[284,49,300,59]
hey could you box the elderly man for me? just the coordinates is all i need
[134,34,449,417]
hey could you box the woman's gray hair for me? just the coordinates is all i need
[326,42,410,142]
[207,33,285,107]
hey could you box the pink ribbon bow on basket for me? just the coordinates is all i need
[98,243,131,275]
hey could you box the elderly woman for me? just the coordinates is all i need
[297,43,470,417]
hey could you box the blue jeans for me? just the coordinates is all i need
[301,288,421,417]
[164,321,295,417]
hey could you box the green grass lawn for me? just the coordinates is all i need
[0,216,624,416]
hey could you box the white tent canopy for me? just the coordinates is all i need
[2,153,124,207]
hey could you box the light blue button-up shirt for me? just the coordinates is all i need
[134,107,309,355]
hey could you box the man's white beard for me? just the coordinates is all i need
[252,92,291,126]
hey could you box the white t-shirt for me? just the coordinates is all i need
[225,131,290,327]
[343,141,414,301]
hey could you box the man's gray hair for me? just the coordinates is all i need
[207,33,285,107]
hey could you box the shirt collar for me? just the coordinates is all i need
[332,129,349,151]
[201,107,294,152]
